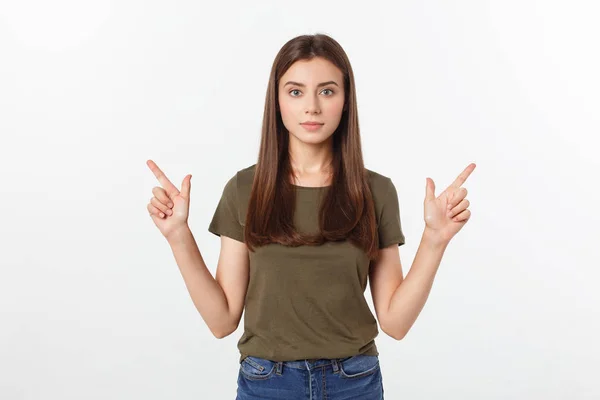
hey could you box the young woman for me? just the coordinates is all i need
[146,33,475,400]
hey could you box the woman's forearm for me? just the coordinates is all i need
[166,226,234,338]
[386,228,449,339]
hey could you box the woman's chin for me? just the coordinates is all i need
[289,131,334,145]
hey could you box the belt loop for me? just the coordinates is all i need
[276,361,283,375]
[331,358,340,373]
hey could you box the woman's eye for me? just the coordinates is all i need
[289,89,334,97]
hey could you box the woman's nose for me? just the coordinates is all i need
[305,95,321,114]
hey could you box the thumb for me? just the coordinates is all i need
[425,177,435,201]
[181,174,192,198]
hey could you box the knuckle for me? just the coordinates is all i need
[153,187,164,198]
[151,198,165,210]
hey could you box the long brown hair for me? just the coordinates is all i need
[244,33,380,260]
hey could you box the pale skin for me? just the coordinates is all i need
[278,57,345,185]
[146,160,248,338]
[368,163,476,339]
[146,56,476,340]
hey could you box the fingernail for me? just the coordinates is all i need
[168,202,173,208]
[160,213,165,218]
[167,209,172,215]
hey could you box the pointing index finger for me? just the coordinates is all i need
[146,160,180,198]
[449,163,476,188]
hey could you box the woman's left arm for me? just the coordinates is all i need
[370,163,476,340]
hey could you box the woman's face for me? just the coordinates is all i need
[278,57,346,145]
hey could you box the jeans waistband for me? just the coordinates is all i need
[274,357,352,371]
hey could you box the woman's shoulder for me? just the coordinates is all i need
[238,163,257,175]
[235,163,257,187]
[365,167,395,196]
[223,163,256,201]
[365,167,390,183]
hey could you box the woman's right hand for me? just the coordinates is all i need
[146,159,192,240]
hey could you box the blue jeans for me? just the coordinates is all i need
[236,354,384,399]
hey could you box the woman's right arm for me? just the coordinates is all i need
[146,159,249,339]
[166,226,249,339]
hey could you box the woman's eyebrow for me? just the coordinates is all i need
[283,80,339,88]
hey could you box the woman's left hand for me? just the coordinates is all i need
[424,163,476,244]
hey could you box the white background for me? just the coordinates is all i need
[1,0,598,399]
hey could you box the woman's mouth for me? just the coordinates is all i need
[300,122,324,131]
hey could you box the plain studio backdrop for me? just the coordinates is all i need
[1,1,598,399]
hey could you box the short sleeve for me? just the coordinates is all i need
[208,174,245,243]
[378,178,406,248]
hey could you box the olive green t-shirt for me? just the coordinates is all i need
[208,164,405,363]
